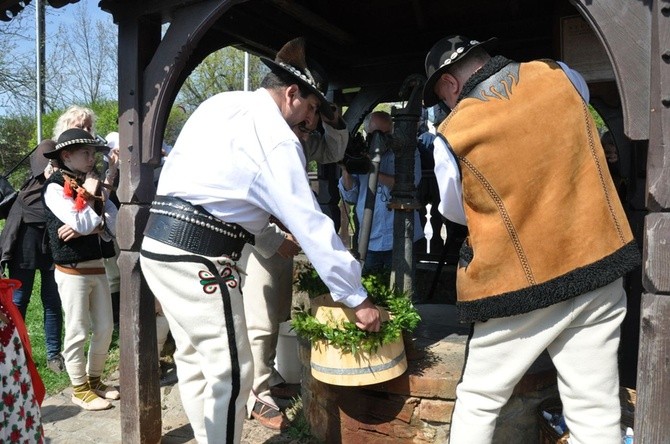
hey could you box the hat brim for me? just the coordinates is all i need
[262,57,334,120]
[423,37,498,108]
[43,141,110,160]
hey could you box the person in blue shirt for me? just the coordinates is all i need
[338,111,423,273]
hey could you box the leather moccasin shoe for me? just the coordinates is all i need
[71,391,112,411]
[90,380,120,400]
[251,401,290,431]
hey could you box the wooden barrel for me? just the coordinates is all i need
[309,294,408,386]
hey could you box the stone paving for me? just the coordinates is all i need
[40,376,299,443]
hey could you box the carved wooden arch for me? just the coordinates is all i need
[114,2,248,442]
[570,0,650,140]
[141,1,242,169]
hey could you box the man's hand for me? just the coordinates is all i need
[58,224,82,242]
[82,172,101,196]
[276,233,300,258]
[353,297,381,332]
[322,104,345,129]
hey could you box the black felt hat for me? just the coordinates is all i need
[261,37,334,120]
[43,128,110,160]
[423,35,497,107]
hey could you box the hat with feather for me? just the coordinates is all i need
[261,37,334,120]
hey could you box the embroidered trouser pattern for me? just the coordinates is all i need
[450,278,627,444]
[140,237,253,444]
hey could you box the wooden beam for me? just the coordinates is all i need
[141,0,242,165]
[117,14,163,444]
[643,214,670,294]
[645,0,670,211]
[269,0,356,45]
[636,294,670,443]
[636,1,670,443]
[570,0,650,140]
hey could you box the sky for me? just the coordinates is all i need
[6,0,112,51]
[0,0,115,115]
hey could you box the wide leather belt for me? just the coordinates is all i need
[144,195,254,260]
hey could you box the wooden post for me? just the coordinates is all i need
[636,0,670,441]
[116,13,163,443]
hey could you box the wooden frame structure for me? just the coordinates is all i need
[2,0,668,441]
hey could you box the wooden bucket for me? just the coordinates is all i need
[309,294,408,386]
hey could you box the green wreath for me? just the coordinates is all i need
[292,266,421,354]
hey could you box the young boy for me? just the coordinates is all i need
[42,128,120,411]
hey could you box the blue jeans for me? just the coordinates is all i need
[10,266,63,360]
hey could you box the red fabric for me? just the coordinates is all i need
[63,177,87,212]
[73,193,87,212]
[0,279,46,406]
[63,179,73,198]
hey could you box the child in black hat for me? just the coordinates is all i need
[42,128,120,411]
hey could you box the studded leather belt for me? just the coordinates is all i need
[144,195,254,260]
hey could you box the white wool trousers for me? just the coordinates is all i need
[55,261,114,387]
[140,237,253,444]
[449,278,627,444]
[238,244,293,416]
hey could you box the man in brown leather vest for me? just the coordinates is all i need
[424,35,640,444]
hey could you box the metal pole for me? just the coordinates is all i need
[389,75,424,299]
[243,51,250,91]
[35,0,45,142]
[357,132,386,264]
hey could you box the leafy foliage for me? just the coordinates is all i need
[292,266,421,354]
[0,115,35,187]
[177,47,268,114]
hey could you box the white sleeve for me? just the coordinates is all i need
[252,223,286,259]
[44,182,105,235]
[433,136,467,226]
[247,140,367,308]
[557,61,590,103]
[303,123,349,164]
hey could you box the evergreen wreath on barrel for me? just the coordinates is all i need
[292,264,421,354]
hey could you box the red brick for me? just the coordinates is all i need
[419,398,454,423]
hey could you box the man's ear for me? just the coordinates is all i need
[285,84,300,102]
[442,72,459,94]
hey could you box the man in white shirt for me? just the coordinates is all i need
[140,38,380,443]
[241,106,349,431]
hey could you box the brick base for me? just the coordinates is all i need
[298,305,558,443]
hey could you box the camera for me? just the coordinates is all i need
[340,132,371,174]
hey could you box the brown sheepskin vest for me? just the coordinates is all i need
[438,59,640,323]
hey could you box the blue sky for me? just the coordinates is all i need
[0,0,115,115]
[7,0,113,50]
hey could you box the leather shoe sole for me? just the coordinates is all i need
[251,401,290,431]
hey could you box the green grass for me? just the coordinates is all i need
[22,271,120,395]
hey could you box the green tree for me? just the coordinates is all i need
[164,105,189,147]
[177,47,268,114]
[1,3,117,117]
[0,115,36,187]
[48,2,118,108]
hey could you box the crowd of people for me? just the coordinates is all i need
[0,32,639,444]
